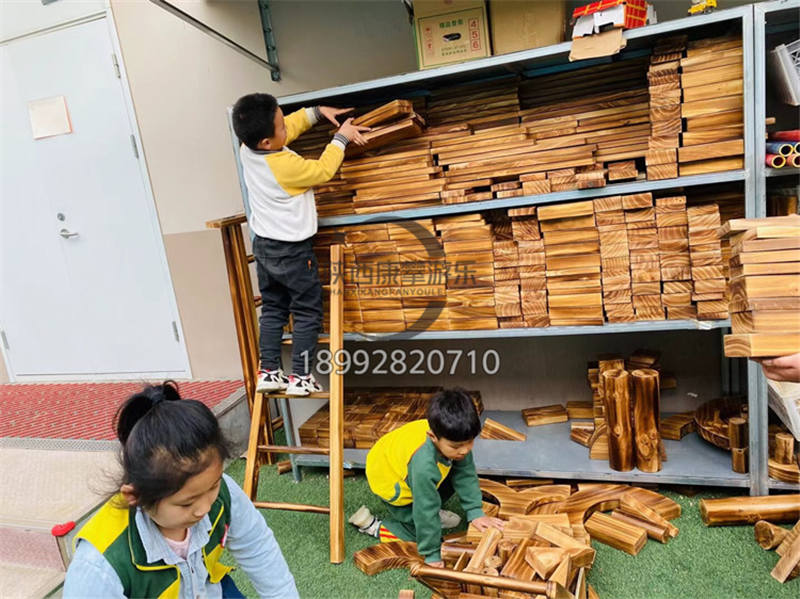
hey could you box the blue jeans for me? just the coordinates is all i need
[253,236,323,375]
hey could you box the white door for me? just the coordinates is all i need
[0,17,190,379]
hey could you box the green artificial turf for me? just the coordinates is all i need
[222,458,799,599]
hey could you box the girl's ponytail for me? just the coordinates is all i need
[114,380,180,445]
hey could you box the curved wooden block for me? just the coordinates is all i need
[353,541,423,576]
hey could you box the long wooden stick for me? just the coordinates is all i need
[409,562,562,598]
[700,495,800,526]
[755,520,789,550]
[329,244,345,564]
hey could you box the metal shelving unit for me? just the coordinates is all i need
[263,5,786,493]
[753,0,800,494]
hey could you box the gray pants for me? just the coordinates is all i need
[253,236,322,376]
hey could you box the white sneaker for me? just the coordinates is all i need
[439,509,461,529]
[256,368,289,392]
[286,373,323,396]
[349,505,381,537]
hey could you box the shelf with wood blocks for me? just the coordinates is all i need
[283,318,730,342]
[296,410,750,487]
[316,171,747,227]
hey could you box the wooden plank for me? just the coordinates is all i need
[699,495,800,526]
[680,64,743,89]
[353,100,414,127]
[481,418,527,441]
[679,157,743,176]
[585,512,647,555]
[678,139,744,163]
[522,404,569,426]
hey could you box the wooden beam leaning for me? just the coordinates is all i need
[329,243,345,564]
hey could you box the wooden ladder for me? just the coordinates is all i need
[206,215,345,563]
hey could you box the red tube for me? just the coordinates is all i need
[770,130,800,142]
[790,154,800,168]
[766,154,786,168]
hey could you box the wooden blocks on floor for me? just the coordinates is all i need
[721,215,800,357]
[480,418,526,441]
[521,404,568,426]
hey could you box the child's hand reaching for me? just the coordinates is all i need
[471,515,505,532]
[338,118,371,146]
[318,106,353,127]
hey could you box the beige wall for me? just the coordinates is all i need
[109,0,415,379]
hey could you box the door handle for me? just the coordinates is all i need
[59,228,79,239]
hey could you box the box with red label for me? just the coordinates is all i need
[571,0,656,39]
[414,1,491,69]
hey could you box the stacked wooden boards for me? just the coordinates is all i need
[353,480,681,598]
[286,34,746,219]
[298,387,483,449]
[719,215,800,357]
[678,36,745,176]
[313,196,732,333]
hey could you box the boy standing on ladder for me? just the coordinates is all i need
[232,93,369,396]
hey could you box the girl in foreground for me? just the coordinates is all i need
[63,382,298,598]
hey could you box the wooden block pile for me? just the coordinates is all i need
[298,387,483,449]
[656,195,695,319]
[539,200,604,326]
[507,206,548,327]
[354,480,682,597]
[678,36,745,176]
[688,203,729,320]
[646,35,685,181]
[436,213,500,331]
[720,215,800,357]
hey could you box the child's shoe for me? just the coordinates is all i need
[256,368,289,392]
[439,509,461,529]
[349,505,381,537]
[286,373,323,396]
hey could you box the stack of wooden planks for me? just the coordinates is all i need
[354,480,682,597]
[657,195,695,319]
[314,196,738,333]
[539,200,604,326]
[720,215,800,357]
[678,36,745,176]
[688,203,729,320]
[436,213,500,331]
[298,387,483,449]
[646,35,686,181]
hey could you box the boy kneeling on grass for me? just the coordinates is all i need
[350,388,504,566]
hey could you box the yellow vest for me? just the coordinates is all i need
[365,419,451,506]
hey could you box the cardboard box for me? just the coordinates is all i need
[489,1,566,55]
[572,0,656,39]
[414,1,491,69]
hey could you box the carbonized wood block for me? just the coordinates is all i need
[680,64,743,89]
[522,404,569,427]
[678,139,744,163]
[538,201,595,222]
[540,215,596,232]
[684,109,743,131]
[585,511,647,555]
[353,541,422,575]
[731,311,800,334]
[567,401,594,420]
[481,418,527,441]
[679,157,743,176]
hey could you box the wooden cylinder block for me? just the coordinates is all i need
[602,369,634,471]
[731,447,748,474]
[775,433,795,465]
[755,520,789,550]
[700,495,800,526]
[727,416,748,450]
[632,368,662,473]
